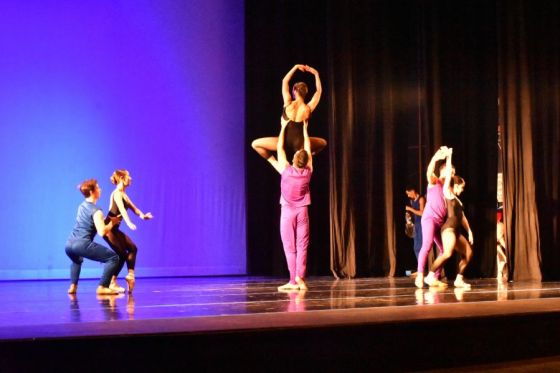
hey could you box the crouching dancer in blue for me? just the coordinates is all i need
[65,179,123,295]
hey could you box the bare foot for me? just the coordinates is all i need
[67,284,78,294]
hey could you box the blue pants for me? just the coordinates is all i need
[413,222,423,260]
[65,239,120,287]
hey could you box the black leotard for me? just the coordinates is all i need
[282,107,304,158]
[106,194,132,223]
[441,197,464,232]
[104,193,138,270]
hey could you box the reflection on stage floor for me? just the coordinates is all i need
[1,276,559,340]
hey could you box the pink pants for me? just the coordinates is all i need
[280,205,309,283]
[417,217,444,277]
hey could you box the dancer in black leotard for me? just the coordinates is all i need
[103,169,153,293]
[252,64,327,162]
[424,149,474,289]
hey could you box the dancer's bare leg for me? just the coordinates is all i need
[496,245,507,281]
[310,137,327,155]
[455,236,472,275]
[454,235,472,288]
[251,137,278,161]
[425,229,455,287]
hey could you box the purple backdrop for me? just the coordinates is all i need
[0,1,246,279]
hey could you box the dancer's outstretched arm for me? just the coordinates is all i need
[442,148,454,199]
[269,121,289,174]
[124,195,153,221]
[426,146,449,185]
[282,64,305,106]
[303,120,313,171]
[305,66,322,113]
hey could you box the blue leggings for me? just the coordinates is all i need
[413,222,423,259]
[65,239,120,287]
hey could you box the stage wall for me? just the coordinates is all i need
[0,1,246,279]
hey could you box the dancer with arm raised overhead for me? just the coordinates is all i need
[415,146,453,288]
[268,118,313,291]
[424,149,474,289]
[251,64,326,163]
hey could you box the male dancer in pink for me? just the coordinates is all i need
[268,117,313,291]
[415,146,453,288]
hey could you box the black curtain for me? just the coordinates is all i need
[245,0,560,280]
[498,0,560,281]
[326,1,497,278]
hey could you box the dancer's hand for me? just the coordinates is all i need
[295,64,305,71]
[306,66,318,75]
[141,212,153,220]
[435,148,447,160]
[127,222,137,231]
[468,229,474,245]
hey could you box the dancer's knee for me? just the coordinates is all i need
[251,139,260,150]
[441,250,453,261]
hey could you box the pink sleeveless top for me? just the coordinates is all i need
[280,165,312,207]
[421,179,446,225]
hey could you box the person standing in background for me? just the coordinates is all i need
[406,185,425,267]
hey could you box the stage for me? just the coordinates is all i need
[2,277,560,371]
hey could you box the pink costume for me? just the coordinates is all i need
[280,165,312,284]
[417,180,447,276]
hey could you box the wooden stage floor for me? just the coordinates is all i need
[2,276,560,371]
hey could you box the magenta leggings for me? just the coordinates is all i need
[280,205,309,283]
[417,217,444,277]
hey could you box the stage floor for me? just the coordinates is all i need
[2,276,560,341]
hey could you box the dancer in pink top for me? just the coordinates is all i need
[415,146,454,288]
[268,116,313,291]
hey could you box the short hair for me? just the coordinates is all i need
[79,179,98,198]
[405,184,418,192]
[110,169,130,185]
[294,150,309,168]
[292,82,308,100]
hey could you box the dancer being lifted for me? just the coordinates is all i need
[251,64,326,162]
[268,117,313,291]
[104,170,153,293]
[415,146,453,288]
[424,149,474,288]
